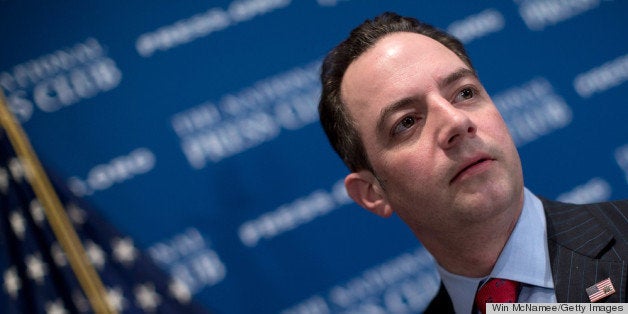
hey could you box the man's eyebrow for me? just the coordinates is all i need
[439,68,477,89]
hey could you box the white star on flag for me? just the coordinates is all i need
[135,283,162,311]
[8,158,24,182]
[45,299,68,314]
[85,240,106,270]
[66,203,87,225]
[9,210,25,240]
[106,286,128,311]
[26,253,48,284]
[169,279,192,303]
[50,242,68,267]
[3,267,21,299]
[112,237,138,267]
[71,290,91,313]
[30,199,46,226]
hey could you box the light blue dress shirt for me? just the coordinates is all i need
[436,188,557,314]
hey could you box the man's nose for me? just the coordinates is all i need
[430,96,477,149]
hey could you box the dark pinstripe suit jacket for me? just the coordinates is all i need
[425,198,628,313]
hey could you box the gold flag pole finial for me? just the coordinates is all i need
[0,90,116,314]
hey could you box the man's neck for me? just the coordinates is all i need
[420,200,523,277]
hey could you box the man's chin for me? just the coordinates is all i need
[452,185,521,220]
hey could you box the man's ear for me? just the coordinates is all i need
[344,171,393,218]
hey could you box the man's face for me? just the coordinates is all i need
[341,32,524,235]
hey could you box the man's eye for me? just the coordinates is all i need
[455,87,476,102]
[392,116,416,135]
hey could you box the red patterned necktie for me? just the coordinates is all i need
[475,278,520,314]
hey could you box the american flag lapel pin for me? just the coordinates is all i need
[586,278,615,302]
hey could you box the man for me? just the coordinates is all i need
[318,12,627,313]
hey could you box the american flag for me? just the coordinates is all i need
[586,278,615,303]
[0,128,210,313]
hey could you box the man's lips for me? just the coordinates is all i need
[450,156,494,184]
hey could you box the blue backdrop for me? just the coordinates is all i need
[1,0,627,313]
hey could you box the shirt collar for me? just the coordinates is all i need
[436,188,553,314]
[491,188,554,288]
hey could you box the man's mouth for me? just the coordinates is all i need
[450,157,494,184]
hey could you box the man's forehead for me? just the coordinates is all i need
[345,33,465,81]
[358,32,459,64]
[340,32,468,107]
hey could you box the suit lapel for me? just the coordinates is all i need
[425,199,627,310]
[424,283,455,314]
[543,199,626,302]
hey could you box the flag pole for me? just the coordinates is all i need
[0,90,115,313]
